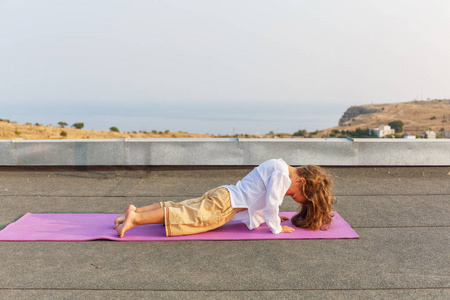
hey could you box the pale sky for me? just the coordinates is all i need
[1,0,449,134]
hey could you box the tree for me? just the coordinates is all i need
[58,121,68,128]
[342,128,373,138]
[72,122,84,129]
[109,126,119,132]
[293,129,307,137]
[354,128,369,137]
[388,120,404,132]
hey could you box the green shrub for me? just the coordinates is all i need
[72,123,84,129]
[60,131,67,137]
[388,120,404,132]
[58,121,68,128]
[341,128,373,138]
[109,126,119,132]
[293,129,307,137]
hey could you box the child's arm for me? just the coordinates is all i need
[263,172,291,234]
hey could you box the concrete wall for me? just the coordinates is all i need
[1,138,449,166]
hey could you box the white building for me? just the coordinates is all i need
[370,125,395,138]
[424,131,436,139]
[444,130,450,138]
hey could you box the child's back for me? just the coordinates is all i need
[223,158,291,234]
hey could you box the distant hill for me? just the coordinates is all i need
[320,99,450,136]
[0,120,216,140]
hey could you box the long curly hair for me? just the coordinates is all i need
[290,165,336,230]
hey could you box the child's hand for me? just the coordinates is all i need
[280,216,289,222]
[281,225,295,233]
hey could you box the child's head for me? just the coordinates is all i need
[290,165,335,230]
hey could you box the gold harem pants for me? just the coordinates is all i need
[160,187,243,237]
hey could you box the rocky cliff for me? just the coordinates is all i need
[338,106,382,126]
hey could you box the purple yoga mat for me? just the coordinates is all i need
[0,212,359,241]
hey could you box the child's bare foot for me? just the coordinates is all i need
[114,205,137,229]
[117,211,137,238]
[114,214,126,230]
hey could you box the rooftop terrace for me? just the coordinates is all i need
[0,139,449,299]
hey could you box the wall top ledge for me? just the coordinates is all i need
[3,138,449,143]
[1,138,448,166]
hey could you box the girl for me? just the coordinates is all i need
[114,158,335,238]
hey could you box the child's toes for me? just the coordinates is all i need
[114,214,125,228]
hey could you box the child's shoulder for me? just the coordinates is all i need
[261,158,286,166]
[258,158,288,172]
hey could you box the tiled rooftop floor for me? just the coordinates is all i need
[0,166,449,299]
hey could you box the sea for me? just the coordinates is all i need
[3,101,348,135]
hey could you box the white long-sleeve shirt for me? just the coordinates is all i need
[223,158,291,234]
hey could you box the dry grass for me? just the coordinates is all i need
[0,122,282,140]
[0,121,218,140]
